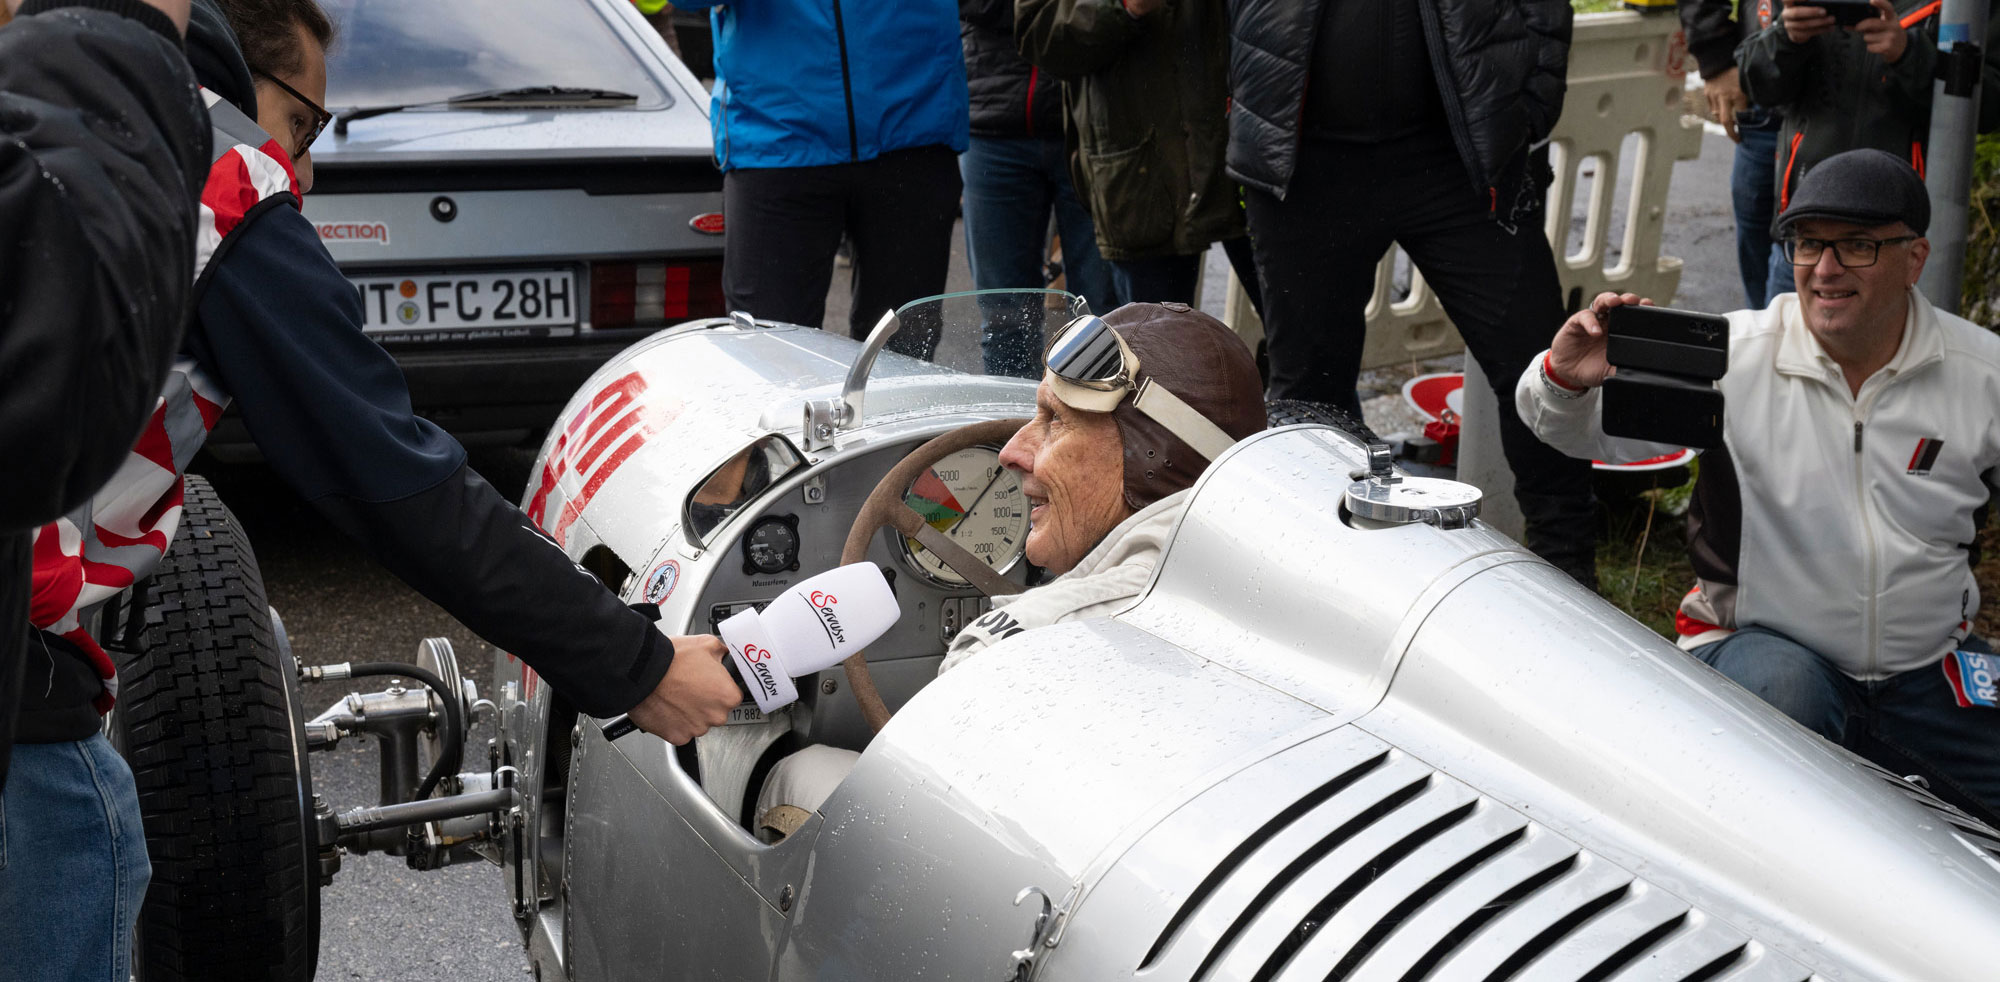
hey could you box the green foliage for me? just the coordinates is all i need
[1595,466,1700,638]
[1963,134,2000,324]
[1571,0,1624,11]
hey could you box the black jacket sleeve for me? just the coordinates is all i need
[0,0,210,534]
[1679,0,1743,80]
[192,206,673,718]
[961,0,1012,34]
[1738,24,1812,110]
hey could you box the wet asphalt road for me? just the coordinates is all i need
[195,129,1742,981]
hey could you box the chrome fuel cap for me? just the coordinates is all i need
[1344,442,1483,529]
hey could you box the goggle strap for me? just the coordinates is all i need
[1131,378,1236,462]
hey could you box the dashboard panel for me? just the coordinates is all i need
[675,432,1037,820]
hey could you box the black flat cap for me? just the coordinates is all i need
[1773,149,1930,238]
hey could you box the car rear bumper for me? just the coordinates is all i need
[204,335,648,459]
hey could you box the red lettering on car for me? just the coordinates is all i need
[526,371,681,545]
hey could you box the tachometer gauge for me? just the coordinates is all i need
[900,447,1027,586]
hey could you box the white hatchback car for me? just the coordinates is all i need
[206,0,726,454]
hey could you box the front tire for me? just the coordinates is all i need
[110,473,320,982]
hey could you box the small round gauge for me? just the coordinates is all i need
[743,515,800,574]
[900,447,1028,585]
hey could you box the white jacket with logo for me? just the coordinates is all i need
[1516,288,2000,679]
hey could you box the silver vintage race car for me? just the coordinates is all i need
[113,290,2000,981]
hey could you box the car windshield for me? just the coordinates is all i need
[320,0,669,111]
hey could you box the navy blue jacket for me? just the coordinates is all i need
[677,0,970,170]
[189,205,673,719]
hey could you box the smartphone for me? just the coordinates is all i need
[1818,0,1882,27]
[1602,370,1727,450]
[1604,304,1730,380]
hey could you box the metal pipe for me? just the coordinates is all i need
[335,788,518,836]
[1920,0,1989,313]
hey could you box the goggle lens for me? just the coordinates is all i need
[1045,315,1126,386]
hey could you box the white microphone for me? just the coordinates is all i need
[604,563,899,738]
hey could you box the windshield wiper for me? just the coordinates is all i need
[333,86,638,136]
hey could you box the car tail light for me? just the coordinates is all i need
[589,258,726,329]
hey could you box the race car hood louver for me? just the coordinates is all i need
[1060,727,1819,982]
[1863,760,2000,869]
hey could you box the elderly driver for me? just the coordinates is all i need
[938,301,1267,664]
[753,303,1267,836]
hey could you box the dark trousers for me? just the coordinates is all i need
[1246,133,1596,580]
[1110,253,1204,306]
[0,532,22,790]
[721,144,962,352]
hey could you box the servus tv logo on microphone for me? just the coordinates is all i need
[807,590,847,646]
[738,641,784,702]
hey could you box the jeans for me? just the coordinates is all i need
[0,734,150,982]
[960,136,1116,375]
[1245,132,1598,584]
[1732,117,1781,309]
[1766,240,1796,305]
[1695,626,2000,823]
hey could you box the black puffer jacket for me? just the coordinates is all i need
[1226,0,1572,202]
[0,0,209,534]
[0,0,209,788]
[962,0,1062,138]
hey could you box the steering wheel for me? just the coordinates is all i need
[838,418,1029,731]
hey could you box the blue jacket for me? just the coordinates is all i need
[678,0,970,170]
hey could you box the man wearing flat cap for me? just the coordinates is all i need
[1514,149,2000,823]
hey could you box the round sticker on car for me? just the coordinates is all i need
[643,560,681,605]
[689,212,725,235]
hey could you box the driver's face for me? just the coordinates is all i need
[998,380,1133,575]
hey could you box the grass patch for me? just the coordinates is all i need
[1595,476,1699,639]
[1595,470,2000,642]
[1571,0,1625,12]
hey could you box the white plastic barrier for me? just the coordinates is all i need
[1223,10,1704,371]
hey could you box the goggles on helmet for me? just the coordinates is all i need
[1042,314,1236,461]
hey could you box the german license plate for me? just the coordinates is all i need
[349,269,578,341]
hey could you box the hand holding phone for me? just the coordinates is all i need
[1819,0,1883,27]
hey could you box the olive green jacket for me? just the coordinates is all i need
[1015,0,1244,261]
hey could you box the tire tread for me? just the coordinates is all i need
[112,475,314,981]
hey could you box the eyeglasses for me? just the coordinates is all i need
[1782,235,1917,268]
[1042,314,1236,461]
[255,71,331,159]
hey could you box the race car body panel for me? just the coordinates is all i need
[487,297,2000,982]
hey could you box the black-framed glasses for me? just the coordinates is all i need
[1783,235,1917,268]
[255,71,331,158]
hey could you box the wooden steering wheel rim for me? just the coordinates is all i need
[837,418,1030,732]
